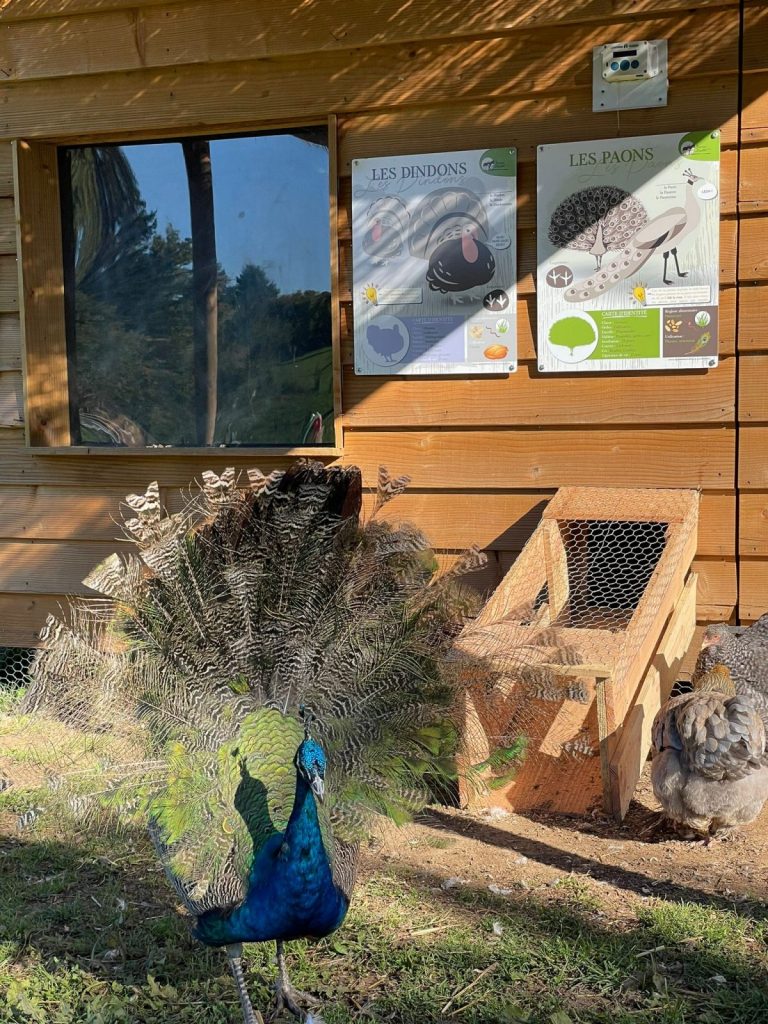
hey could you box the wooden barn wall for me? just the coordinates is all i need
[739,0,768,622]
[0,0,752,644]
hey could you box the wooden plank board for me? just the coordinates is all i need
[341,285,736,365]
[739,426,768,488]
[743,2,768,71]
[0,592,66,647]
[0,6,740,83]
[542,485,699,523]
[739,354,768,421]
[740,492,768,555]
[337,77,739,172]
[738,214,768,280]
[0,198,16,253]
[0,0,189,20]
[0,0,736,26]
[737,284,768,349]
[13,140,70,445]
[339,217,739,299]
[342,428,735,490]
[0,61,738,144]
[0,0,738,25]
[742,70,768,128]
[0,145,13,196]
[342,358,735,427]
[739,558,768,621]
[739,143,768,203]
[0,314,21,369]
[689,556,736,614]
[0,436,329,485]
[0,254,19,311]
[0,538,132,593]
[0,369,22,426]
[356,489,734,557]
[608,571,697,820]
[0,485,136,539]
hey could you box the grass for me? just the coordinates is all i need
[0,823,766,1024]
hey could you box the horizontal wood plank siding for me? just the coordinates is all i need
[341,429,734,490]
[0,0,746,642]
[343,360,735,427]
[739,5,768,618]
[0,9,741,85]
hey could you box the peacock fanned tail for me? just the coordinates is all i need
[17,460,486,915]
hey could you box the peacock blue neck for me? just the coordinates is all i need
[194,761,349,947]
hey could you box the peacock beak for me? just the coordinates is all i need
[310,776,325,803]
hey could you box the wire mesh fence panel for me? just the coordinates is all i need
[0,647,36,692]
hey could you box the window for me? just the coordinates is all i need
[16,126,337,449]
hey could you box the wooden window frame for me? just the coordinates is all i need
[12,116,343,455]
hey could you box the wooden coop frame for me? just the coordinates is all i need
[455,487,699,820]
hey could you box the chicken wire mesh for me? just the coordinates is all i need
[453,488,699,809]
[0,647,36,693]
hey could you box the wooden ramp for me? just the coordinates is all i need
[455,487,699,820]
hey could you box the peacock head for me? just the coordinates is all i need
[295,739,326,803]
[295,710,326,803]
[682,168,702,186]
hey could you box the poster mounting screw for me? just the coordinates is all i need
[538,364,545,371]
[708,359,716,367]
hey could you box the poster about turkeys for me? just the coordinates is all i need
[537,131,720,372]
[352,149,517,375]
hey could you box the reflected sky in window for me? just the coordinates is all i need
[123,134,331,292]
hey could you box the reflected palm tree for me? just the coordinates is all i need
[182,138,218,446]
[65,146,151,444]
[68,142,218,445]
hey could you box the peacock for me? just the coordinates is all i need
[17,460,492,1023]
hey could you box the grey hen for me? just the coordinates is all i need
[693,620,768,723]
[651,665,768,837]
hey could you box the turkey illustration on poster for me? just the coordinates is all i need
[352,148,517,375]
[537,131,720,372]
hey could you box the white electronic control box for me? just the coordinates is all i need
[593,39,668,111]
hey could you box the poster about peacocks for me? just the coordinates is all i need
[537,131,720,372]
[351,149,517,375]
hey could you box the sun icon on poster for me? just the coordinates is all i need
[631,282,647,306]
[362,283,379,306]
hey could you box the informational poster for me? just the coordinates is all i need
[537,131,720,372]
[352,149,517,375]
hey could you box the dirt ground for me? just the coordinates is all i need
[367,763,768,915]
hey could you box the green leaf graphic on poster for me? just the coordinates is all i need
[589,309,660,359]
[479,149,517,177]
[548,315,596,353]
[679,131,720,162]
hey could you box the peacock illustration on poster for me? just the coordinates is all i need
[537,130,720,373]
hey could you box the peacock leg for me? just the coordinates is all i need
[274,940,321,1021]
[662,250,672,284]
[671,247,687,278]
[226,943,264,1024]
